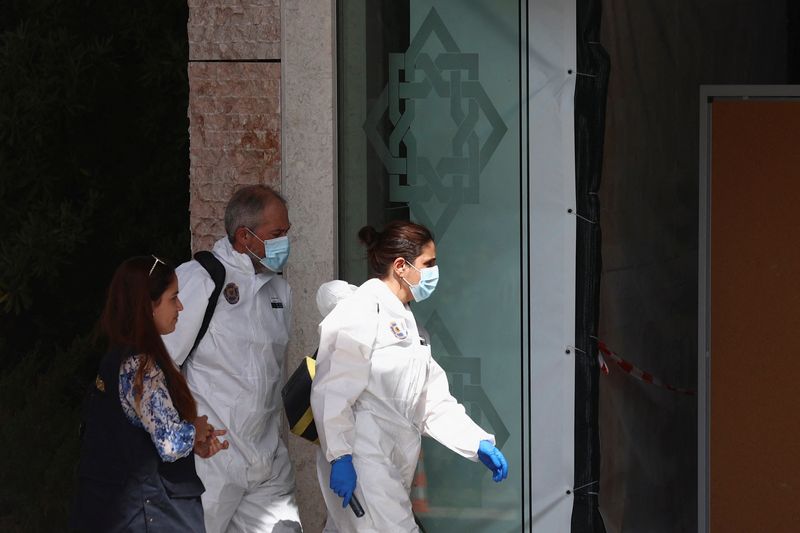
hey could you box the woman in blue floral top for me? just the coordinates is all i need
[119,354,199,462]
[72,256,228,532]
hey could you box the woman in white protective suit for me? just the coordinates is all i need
[310,220,509,533]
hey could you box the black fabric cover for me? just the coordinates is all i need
[572,0,609,532]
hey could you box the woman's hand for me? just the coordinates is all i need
[193,415,213,443]
[194,428,229,458]
[193,415,229,458]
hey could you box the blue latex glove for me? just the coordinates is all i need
[330,455,357,507]
[478,440,508,482]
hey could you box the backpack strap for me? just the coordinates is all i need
[184,251,226,367]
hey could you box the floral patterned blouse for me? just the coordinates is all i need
[119,355,195,462]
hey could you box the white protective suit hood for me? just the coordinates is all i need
[316,280,358,318]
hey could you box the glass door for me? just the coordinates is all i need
[337,1,527,530]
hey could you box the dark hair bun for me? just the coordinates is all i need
[358,225,379,248]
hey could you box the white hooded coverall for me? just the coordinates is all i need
[163,237,301,533]
[311,278,495,533]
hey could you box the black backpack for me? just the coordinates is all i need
[280,301,380,444]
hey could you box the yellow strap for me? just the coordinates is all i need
[292,407,315,437]
[306,356,316,379]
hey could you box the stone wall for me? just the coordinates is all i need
[188,0,280,61]
[188,62,281,251]
[187,2,334,531]
[187,0,282,252]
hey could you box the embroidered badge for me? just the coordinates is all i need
[271,296,284,309]
[389,320,408,340]
[95,375,105,392]
[224,282,239,304]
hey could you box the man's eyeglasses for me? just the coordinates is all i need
[149,255,165,276]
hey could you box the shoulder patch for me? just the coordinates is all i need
[223,282,239,304]
[389,320,408,340]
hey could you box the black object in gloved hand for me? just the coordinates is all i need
[350,494,364,518]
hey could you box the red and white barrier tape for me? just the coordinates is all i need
[597,341,695,396]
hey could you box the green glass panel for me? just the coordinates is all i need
[337,1,525,530]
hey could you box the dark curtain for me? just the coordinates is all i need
[572,0,610,532]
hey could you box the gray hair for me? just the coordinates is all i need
[224,184,287,242]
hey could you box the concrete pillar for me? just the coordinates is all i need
[281,1,336,531]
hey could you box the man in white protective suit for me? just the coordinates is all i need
[163,185,302,533]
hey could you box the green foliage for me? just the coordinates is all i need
[0,1,191,530]
[0,335,99,532]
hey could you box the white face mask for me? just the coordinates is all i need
[402,261,439,302]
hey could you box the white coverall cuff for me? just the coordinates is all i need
[468,434,496,462]
[324,447,353,463]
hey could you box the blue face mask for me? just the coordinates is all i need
[246,228,290,273]
[403,261,439,302]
